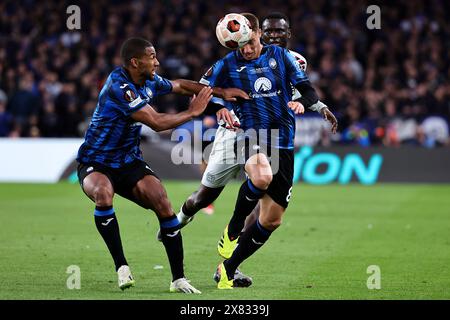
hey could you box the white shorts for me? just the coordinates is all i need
[201,125,242,188]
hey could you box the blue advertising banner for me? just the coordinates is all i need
[292,146,450,184]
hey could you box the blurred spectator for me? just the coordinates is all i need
[340,103,371,147]
[418,116,449,147]
[0,89,13,137]
[295,115,332,147]
[0,0,448,147]
[6,75,40,136]
[39,100,60,137]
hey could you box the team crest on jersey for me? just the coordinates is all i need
[299,60,306,71]
[124,89,137,102]
[254,77,272,93]
[269,58,277,69]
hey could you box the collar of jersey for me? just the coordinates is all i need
[120,67,149,89]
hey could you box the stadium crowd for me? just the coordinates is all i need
[0,0,449,147]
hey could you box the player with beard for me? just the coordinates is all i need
[76,37,248,293]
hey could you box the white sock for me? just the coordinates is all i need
[177,208,192,224]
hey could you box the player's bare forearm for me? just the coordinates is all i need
[171,79,206,96]
[131,105,194,132]
[151,111,194,131]
[171,79,249,101]
[172,79,224,98]
[132,86,212,131]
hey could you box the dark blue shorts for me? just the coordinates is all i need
[77,160,159,202]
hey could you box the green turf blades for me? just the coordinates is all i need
[0,182,450,299]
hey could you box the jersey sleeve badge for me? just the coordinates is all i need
[124,88,144,108]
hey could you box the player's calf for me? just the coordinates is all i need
[223,219,273,276]
[94,206,129,273]
[184,185,224,217]
[158,215,186,282]
[227,178,266,240]
[156,184,224,241]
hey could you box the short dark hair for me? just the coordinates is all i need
[261,12,291,28]
[120,37,153,66]
[240,12,260,30]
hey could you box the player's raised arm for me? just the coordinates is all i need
[131,86,212,132]
[170,79,249,101]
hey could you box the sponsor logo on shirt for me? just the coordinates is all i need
[249,67,270,74]
[254,77,272,93]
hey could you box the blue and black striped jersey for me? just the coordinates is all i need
[200,45,308,149]
[77,67,172,168]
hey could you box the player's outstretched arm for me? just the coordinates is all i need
[171,79,249,101]
[131,86,212,132]
[320,107,338,134]
[294,81,338,134]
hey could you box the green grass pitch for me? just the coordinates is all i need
[0,181,449,300]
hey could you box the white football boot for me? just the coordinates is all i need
[170,278,201,294]
[117,265,135,290]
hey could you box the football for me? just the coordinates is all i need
[215,13,252,49]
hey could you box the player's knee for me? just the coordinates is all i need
[93,185,113,206]
[251,174,272,190]
[270,219,282,230]
[260,218,282,231]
